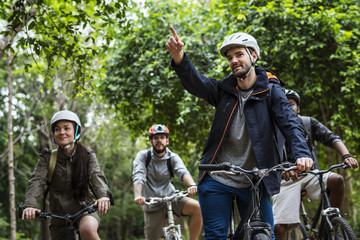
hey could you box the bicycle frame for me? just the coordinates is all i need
[299,163,348,239]
[200,162,297,240]
[163,198,182,239]
[146,191,188,239]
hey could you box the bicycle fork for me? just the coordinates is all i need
[163,201,182,239]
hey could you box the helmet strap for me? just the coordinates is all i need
[237,47,255,81]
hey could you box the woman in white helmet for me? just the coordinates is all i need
[166,27,313,239]
[22,110,113,240]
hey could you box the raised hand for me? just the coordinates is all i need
[165,26,184,65]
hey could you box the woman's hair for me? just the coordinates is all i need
[71,141,89,201]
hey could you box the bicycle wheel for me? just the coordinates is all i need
[252,232,271,240]
[164,233,181,240]
[322,216,356,240]
[164,235,176,240]
[331,217,356,240]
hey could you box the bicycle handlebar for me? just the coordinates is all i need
[145,190,188,205]
[298,162,349,176]
[198,161,298,178]
[18,203,98,222]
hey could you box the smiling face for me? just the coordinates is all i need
[150,134,169,157]
[53,120,76,147]
[226,46,258,89]
[226,46,253,78]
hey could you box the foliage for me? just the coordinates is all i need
[100,0,230,162]
[101,0,360,236]
[0,0,359,238]
[1,0,128,94]
[0,0,128,238]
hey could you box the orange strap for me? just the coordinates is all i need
[266,72,280,83]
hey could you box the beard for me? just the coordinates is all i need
[153,144,166,154]
[232,62,252,78]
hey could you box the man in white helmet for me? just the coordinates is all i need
[166,27,313,239]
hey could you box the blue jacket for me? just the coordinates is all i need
[172,53,311,195]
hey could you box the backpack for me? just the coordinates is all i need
[298,116,312,150]
[145,149,174,178]
[266,77,286,163]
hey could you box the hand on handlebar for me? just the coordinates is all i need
[22,207,41,220]
[187,185,197,196]
[343,156,358,169]
[282,170,298,181]
[282,157,313,181]
[134,196,146,206]
[94,196,111,215]
[296,157,313,173]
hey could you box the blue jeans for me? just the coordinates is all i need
[198,175,275,240]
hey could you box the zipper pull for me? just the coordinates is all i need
[223,103,230,112]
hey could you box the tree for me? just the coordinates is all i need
[101,0,360,234]
[0,0,128,238]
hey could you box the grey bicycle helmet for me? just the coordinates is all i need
[285,89,301,106]
[148,124,169,139]
[51,110,82,132]
[220,32,260,58]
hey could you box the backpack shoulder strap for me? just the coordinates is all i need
[266,82,286,163]
[145,149,174,178]
[145,149,152,168]
[48,149,58,183]
[167,156,174,178]
[298,116,312,147]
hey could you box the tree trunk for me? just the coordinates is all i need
[7,50,16,240]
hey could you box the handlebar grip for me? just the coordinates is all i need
[199,163,231,171]
[18,203,24,219]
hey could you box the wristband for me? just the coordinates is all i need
[189,183,197,187]
[342,154,353,161]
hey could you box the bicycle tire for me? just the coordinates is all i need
[323,216,357,240]
[164,233,181,240]
[252,232,271,240]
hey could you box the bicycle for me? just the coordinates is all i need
[145,190,189,240]
[296,163,357,240]
[199,161,298,240]
[18,202,98,240]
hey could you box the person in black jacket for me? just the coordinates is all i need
[272,89,358,240]
[166,27,313,240]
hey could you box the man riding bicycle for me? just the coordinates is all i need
[272,89,359,240]
[166,27,313,240]
[132,124,202,240]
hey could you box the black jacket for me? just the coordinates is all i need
[172,53,311,195]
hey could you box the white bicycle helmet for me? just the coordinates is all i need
[220,32,260,58]
[51,110,82,132]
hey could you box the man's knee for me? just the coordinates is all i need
[182,199,201,216]
[328,173,345,191]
